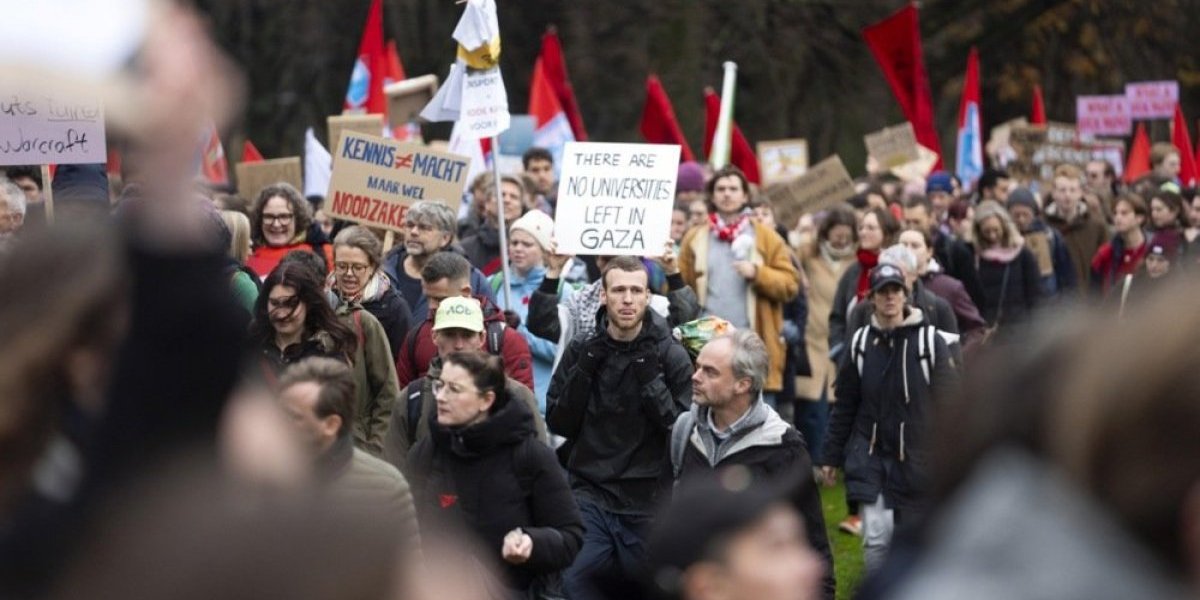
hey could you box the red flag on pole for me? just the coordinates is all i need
[242,140,265,163]
[529,57,575,155]
[1172,103,1197,187]
[863,4,942,169]
[703,88,760,184]
[1124,122,1151,184]
[343,0,387,115]
[385,40,407,85]
[639,75,695,162]
[1031,84,1047,125]
[539,28,588,141]
[200,123,229,185]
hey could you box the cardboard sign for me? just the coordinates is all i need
[1126,81,1178,120]
[784,155,855,214]
[325,131,470,232]
[1076,95,1131,137]
[1008,122,1120,183]
[236,157,302,203]
[757,139,809,185]
[385,74,439,129]
[0,87,106,165]
[327,114,384,151]
[555,141,680,256]
[864,123,920,169]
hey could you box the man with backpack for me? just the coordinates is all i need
[393,252,534,391]
[383,296,546,468]
[817,264,959,574]
[670,330,835,599]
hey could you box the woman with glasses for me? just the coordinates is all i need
[252,262,395,456]
[329,226,412,361]
[407,350,582,598]
[246,183,334,278]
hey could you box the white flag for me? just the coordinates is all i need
[304,127,332,198]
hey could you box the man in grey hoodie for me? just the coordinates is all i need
[670,330,835,599]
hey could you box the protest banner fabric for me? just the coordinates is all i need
[0,87,106,165]
[554,141,680,256]
[236,157,302,203]
[325,131,469,233]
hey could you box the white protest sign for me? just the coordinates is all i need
[1076,95,1131,137]
[555,141,680,256]
[460,67,510,138]
[0,89,106,165]
[1126,81,1178,120]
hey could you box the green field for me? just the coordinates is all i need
[820,482,865,600]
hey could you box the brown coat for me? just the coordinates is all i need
[795,245,852,401]
[679,221,800,392]
[1045,204,1108,297]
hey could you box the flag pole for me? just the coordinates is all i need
[491,139,513,309]
[710,61,738,169]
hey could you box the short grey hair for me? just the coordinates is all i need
[0,179,26,215]
[880,243,917,277]
[406,200,457,236]
[715,329,768,398]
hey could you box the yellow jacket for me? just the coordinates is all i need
[679,222,800,392]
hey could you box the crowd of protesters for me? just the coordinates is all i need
[4,11,1200,600]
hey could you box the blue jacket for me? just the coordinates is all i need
[490,266,569,412]
[381,245,496,325]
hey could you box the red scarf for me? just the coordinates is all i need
[855,249,879,300]
[709,212,750,243]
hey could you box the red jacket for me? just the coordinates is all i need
[1090,238,1148,297]
[394,295,534,391]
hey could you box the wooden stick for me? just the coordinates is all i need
[382,230,395,253]
[41,165,54,225]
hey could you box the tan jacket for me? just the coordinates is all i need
[796,246,852,401]
[679,222,800,392]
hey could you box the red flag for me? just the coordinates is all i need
[1031,84,1047,125]
[343,0,387,115]
[539,28,588,141]
[703,88,760,184]
[1172,103,1197,187]
[106,147,121,177]
[529,57,575,154]
[242,140,264,163]
[385,40,407,85]
[1124,122,1151,184]
[639,75,695,162]
[200,123,229,185]
[955,47,983,189]
[863,4,942,169]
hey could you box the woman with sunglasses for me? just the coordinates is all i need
[246,183,334,278]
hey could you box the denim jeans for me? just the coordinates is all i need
[562,500,652,600]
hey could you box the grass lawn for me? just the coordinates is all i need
[820,482,865,600]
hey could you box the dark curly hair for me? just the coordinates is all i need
[250,183,312,247]
[249,261,356,357]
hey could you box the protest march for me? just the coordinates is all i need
[4,1,1200,600]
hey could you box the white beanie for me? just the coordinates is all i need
[509,209,554,251]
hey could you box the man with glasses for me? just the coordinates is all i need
[381,200,494,328]
[383,296,545,466]
[547,256,694,600]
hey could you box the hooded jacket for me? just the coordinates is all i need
[335,303,401,457]
[489,265,565,410]
[546,310,693,515]
[820,308,958,512]
[407,393,583,593]
[845,279,960,363]
[673,401,836,599]
[1045,202,1108,296]
[395,294,534,392]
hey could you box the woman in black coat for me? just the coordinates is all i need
[971,201,1040,328]
[408,351,582,596]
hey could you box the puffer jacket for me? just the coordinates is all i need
[820,308,958,512]
[408,392,582,593]
[546,310,693,515]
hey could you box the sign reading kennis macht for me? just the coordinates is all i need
[326,131,469,232]
[554,141,680,256]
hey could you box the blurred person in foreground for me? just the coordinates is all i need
[647,469,825,600]
[879,278,1200,600]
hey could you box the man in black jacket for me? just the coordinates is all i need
[547,256,694,600]
[670,330,836,599]
[903,195,986,309]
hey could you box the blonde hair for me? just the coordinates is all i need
[220,210,252,264]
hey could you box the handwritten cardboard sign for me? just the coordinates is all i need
[327,114,384,152]
[864,123,920,169]
[1076,95,1131,137]
[784,155,855,214]
[555,141,680,256]
[459,67,510,138]
[236,157,302,203]
[757,138,809,185]
[1008,122,1120,182]
[325,131,469,232]
[1126,81,1178,120]
[385,74,439,128]
[0,88,106,165]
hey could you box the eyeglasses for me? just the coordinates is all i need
[263,213,294,224]
[334,262,372,276]
[432,378,479,396]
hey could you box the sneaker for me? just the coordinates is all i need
[838,515,862,536]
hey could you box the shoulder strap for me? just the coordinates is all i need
[851,326,870,377]
[917,325,935,385]
[405,380,424,444]
[404,322,421,372]
[485,320,505,355]
[670,412,696,480]
[353,309,365,350]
